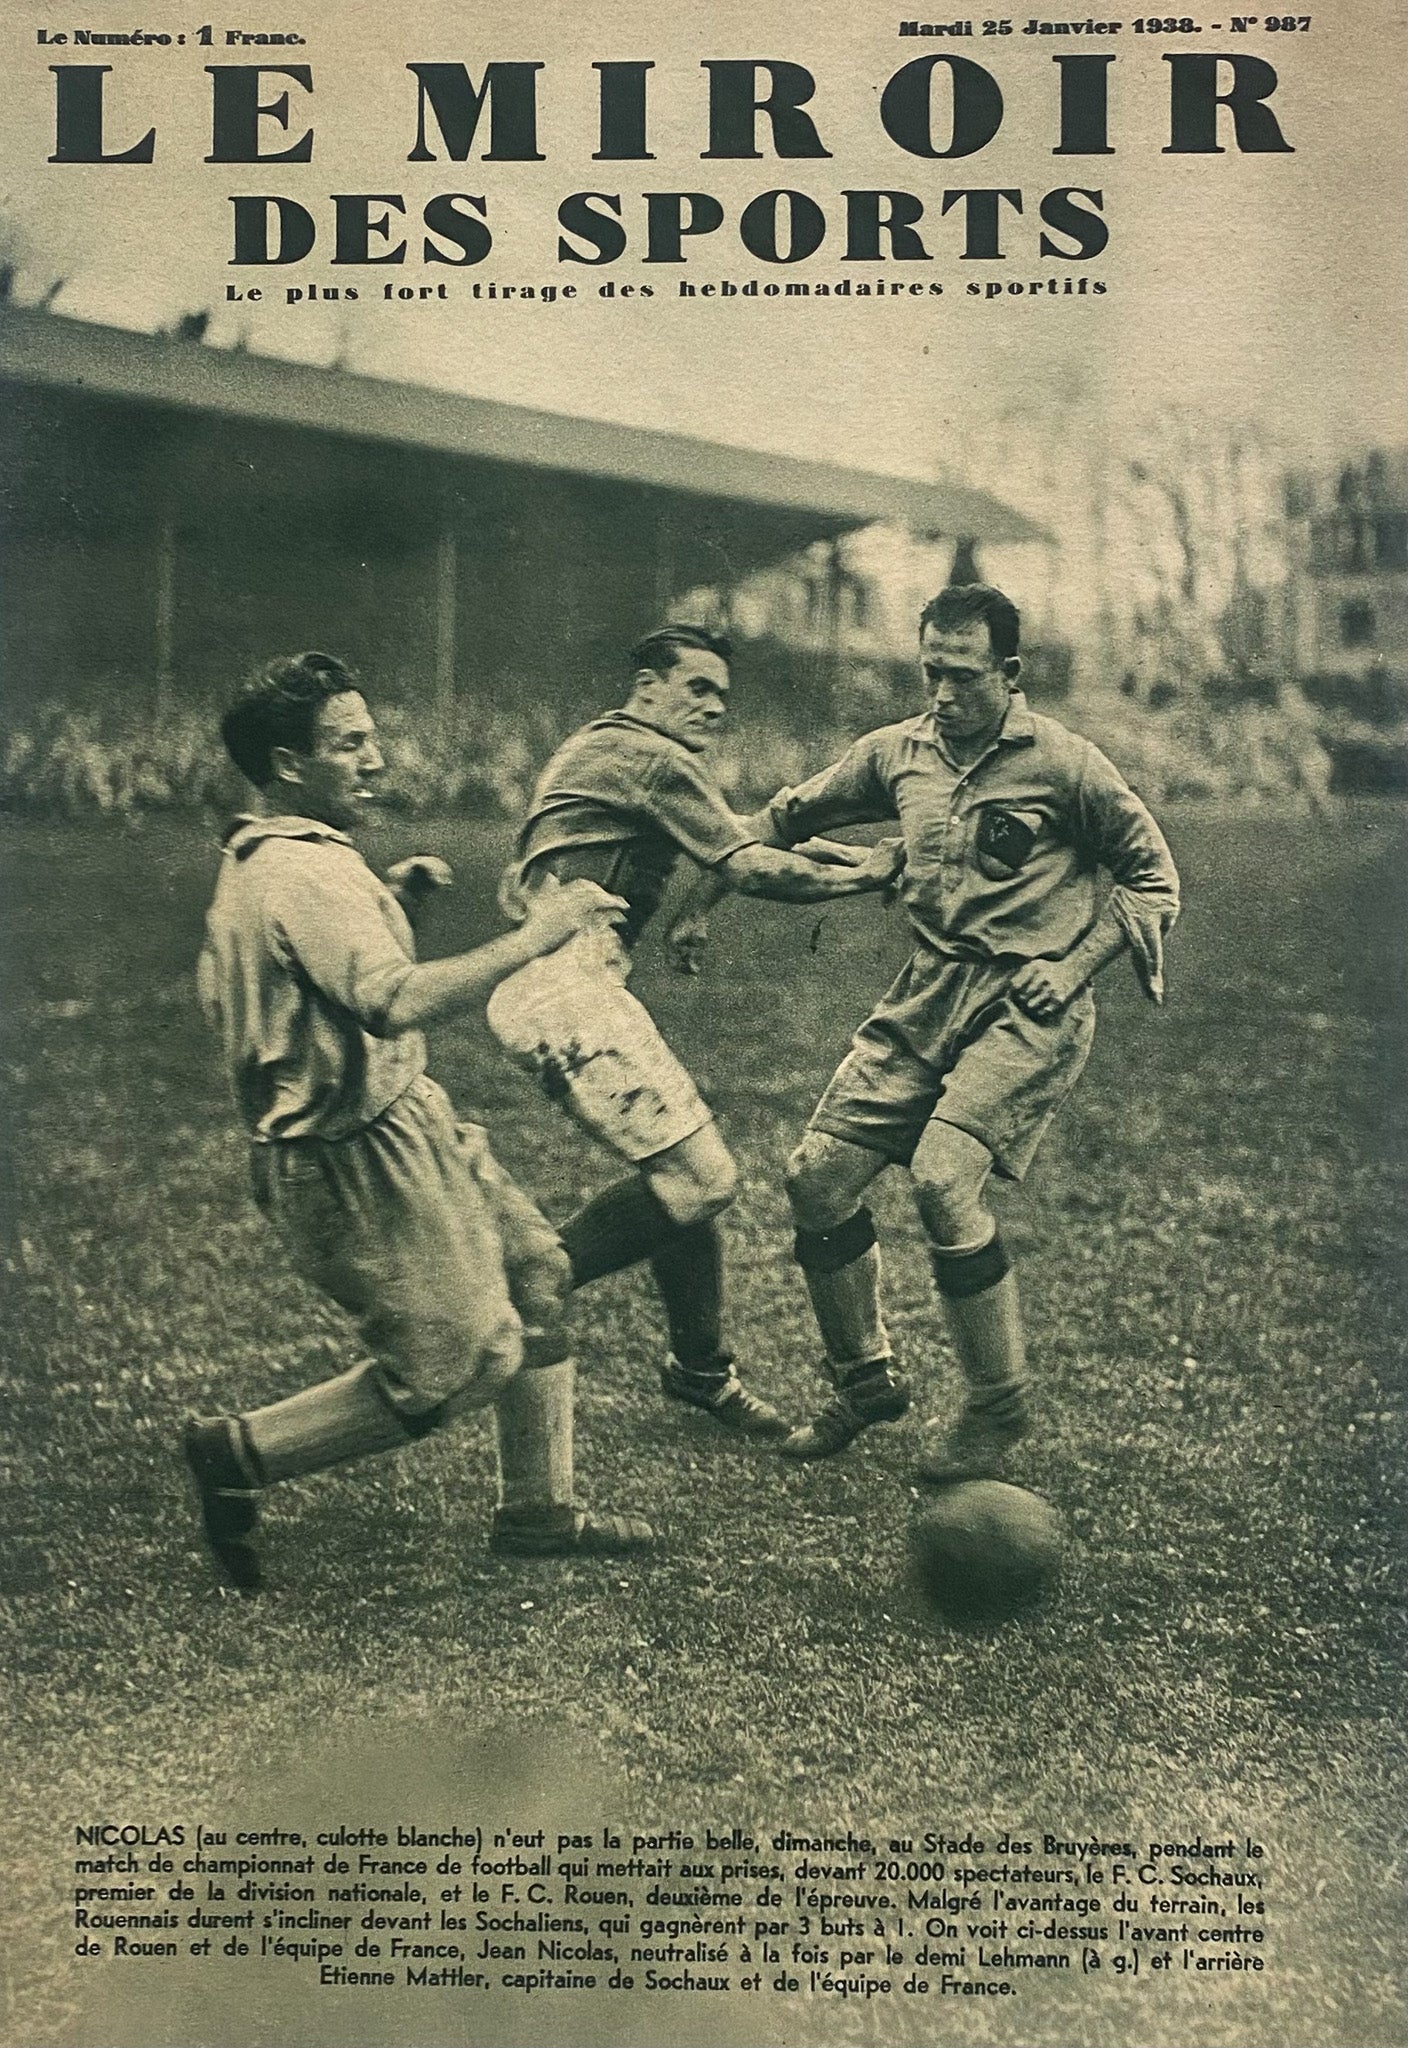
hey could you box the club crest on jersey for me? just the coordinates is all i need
[975,807,1037,879]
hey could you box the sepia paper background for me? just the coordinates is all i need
[2,1,1405,2044]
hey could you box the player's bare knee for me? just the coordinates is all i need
[786,1153,846,1233]
[647,1132,738,1224]
[911,1141,992,1248]
[658,1170,735,1226]
[786,1135,865,1233]
[699,1148,740,1215]
[916,1189,991,1253]
[912,1160,990,1246]
[517,1238,573,1328]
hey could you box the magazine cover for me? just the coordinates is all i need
[2,1,1404,2044]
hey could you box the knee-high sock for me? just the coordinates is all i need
[806,1245,891,1372]
[239,1361,418,1484]
[793,1210,891,1373]
[560,1176,681,1287]
[944,1272,1026,1394]
[929,1235,1026,1398]
[649,1217,725,1369]
[493,1359,575,1509]
[562,1178,729,1370]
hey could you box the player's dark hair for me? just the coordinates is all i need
[631,623,733,676]
[220,651,361,788]
[918,584,1021,663]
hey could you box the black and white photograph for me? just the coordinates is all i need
[1,1,1404,2043]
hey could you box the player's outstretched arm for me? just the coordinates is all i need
[664,737,899,973]
[667,822,900,971]
[717,836,904,904]
[380,879,625,1033]
[665,803,787,966]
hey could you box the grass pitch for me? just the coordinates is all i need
[1,804,1405,2048]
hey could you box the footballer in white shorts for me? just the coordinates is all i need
[488,922,711,1163]
[488,624,902,1441]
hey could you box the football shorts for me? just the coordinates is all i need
[809,955,1096,1181]
[251,1073,568,1411]
[486,928,713,1163]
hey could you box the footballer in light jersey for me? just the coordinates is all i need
[672,585,1182,1478]
[188,652,654,1591]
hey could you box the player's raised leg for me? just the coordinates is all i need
[183,1355,460,1593]
[779,1129,912,1460]
[909,1118,1029,1485]
[185,1091,655,1591]
[646,1124,788,1437]
[184,1346,507,1597]
[185,1300,656,1589]
[492,948,787,1439]
[560,1120,787,1438]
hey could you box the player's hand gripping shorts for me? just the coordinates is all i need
[810,954,1096,1181]
[486,925,713,1163]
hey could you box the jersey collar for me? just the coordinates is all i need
[915,688,1037,757]
[220,813,357,860]
[998,689,1037,743]
[599,709,688,746]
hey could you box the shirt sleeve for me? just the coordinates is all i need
[639,751,761,867]
[263,851,417,1034]
[1074,743,1182,1003]
[765,734,896,844]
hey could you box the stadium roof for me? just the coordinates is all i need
[0,304,1045,544]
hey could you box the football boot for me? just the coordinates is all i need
[489,1502,656,1557]
[659,1354,790,1440]
[778,1360,911,1461]
[183,1415,264,1594]
[914,1378,1029,1487]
